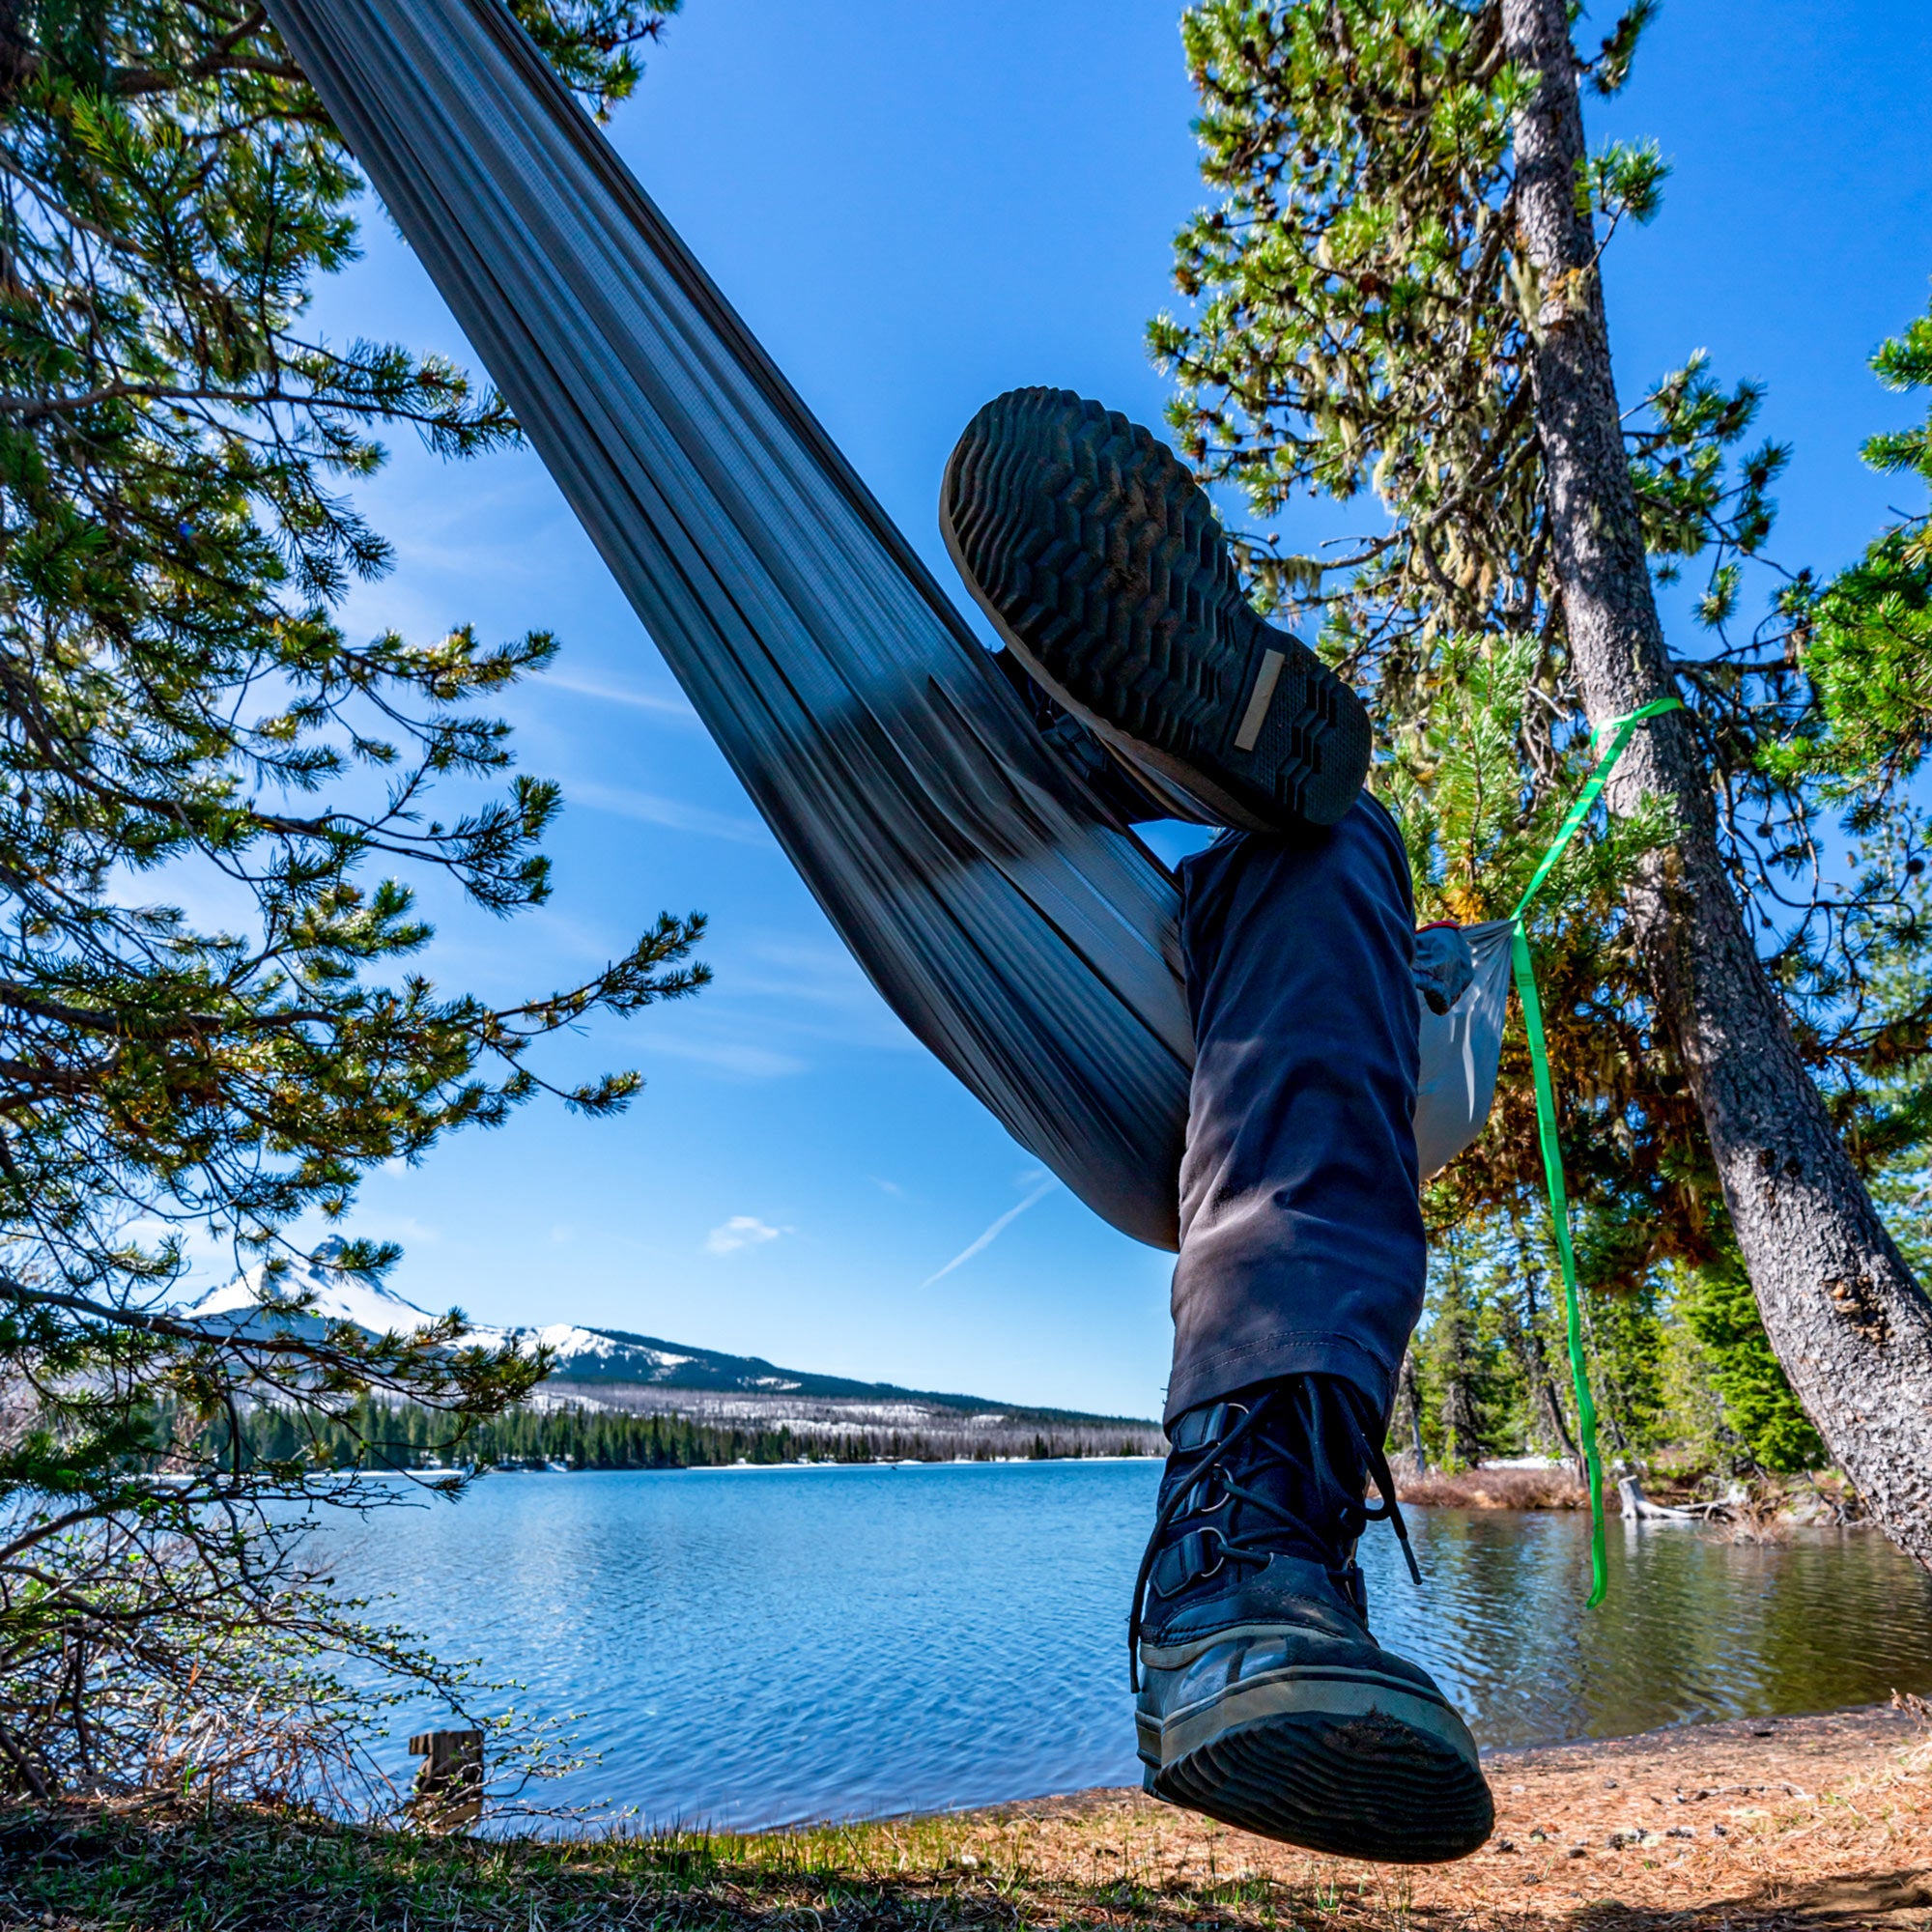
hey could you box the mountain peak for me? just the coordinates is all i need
[181,1263,1150,1428]
[186,1246,440,1336]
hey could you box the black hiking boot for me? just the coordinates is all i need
[941,387,1372,836]
[1133,1378,1493,1863]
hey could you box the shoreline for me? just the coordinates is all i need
[10,1703,1929,1929]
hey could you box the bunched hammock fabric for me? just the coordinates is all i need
[261,0,1512,1251]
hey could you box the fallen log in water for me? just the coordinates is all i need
[1617,1474,1703,1521]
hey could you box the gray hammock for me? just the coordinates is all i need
[262,0,1511,1252]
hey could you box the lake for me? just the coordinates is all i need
[315,1459,1932,1831]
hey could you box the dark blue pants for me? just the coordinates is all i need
[1167,796,1425,1429]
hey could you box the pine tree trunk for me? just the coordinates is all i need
[1499,0,1932,1567]
[1397,1350,1430,1469]
[1535,1372,1579,1470]
[1438,1317,1487,1470]
[1510,1234,1582,1465]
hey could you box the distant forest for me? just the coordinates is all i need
[231,1399,1159,1471]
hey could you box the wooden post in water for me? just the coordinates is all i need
[408,1728,484,1833]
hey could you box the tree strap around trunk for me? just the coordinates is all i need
[1510,696,1682,1605]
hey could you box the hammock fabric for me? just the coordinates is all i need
[262,0,1512,1251]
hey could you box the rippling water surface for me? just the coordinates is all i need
[315,1461,1932,1830]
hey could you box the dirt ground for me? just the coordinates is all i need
[943,1703,1932,1928]
[9,1704,1932,1932]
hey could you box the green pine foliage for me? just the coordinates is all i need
[1673,1252,1827,1475]
[1412,1227,1532,1470]
[1154,0,1932,1488]
[211,1401,1145,1471]
[1407,1227,1810,1480]
[0,0,701,1806]
[233,1400,822,1472]
[1776,301,1932,816]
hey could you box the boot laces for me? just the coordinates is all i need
[1127,1378,1419,1690]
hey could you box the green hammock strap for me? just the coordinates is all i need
[1508,696,1681,1607]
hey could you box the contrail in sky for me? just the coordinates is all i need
[544,670,697,719]
[922,1178,1059,1287]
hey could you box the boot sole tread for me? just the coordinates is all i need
[942,387,1371,832]
[1142,1668,1493,1863]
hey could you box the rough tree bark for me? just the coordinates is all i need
[1499,0,1932,1565]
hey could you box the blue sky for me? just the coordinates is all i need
[280,0,1931,1419]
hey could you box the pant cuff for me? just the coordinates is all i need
[1163,1330,1396,1433]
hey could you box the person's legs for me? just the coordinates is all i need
[942,385,1492,1863]
[1129,803,1492,1862]
[1169,801,1424,1428]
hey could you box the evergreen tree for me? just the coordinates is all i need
[1781,301,1932,808]
[1416,1229,1520,1469]
[1674,1249,1826,1475]
[1492,1213,1578,1463]
[1152,0,1932,1558]
[0,0,704,1803]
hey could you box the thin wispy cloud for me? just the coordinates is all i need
[569,780,773,846]
[923,1178,1059,1287]
[645,1036,810,1079]
[542,670,698,721]
[722,946,913,1048]
[705,1214,788,1256]
[738,939,877,992]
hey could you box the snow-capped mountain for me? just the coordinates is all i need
[182,1240,1126,1419]
[186,1241,693,1379]
[187,1240,460,1342]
